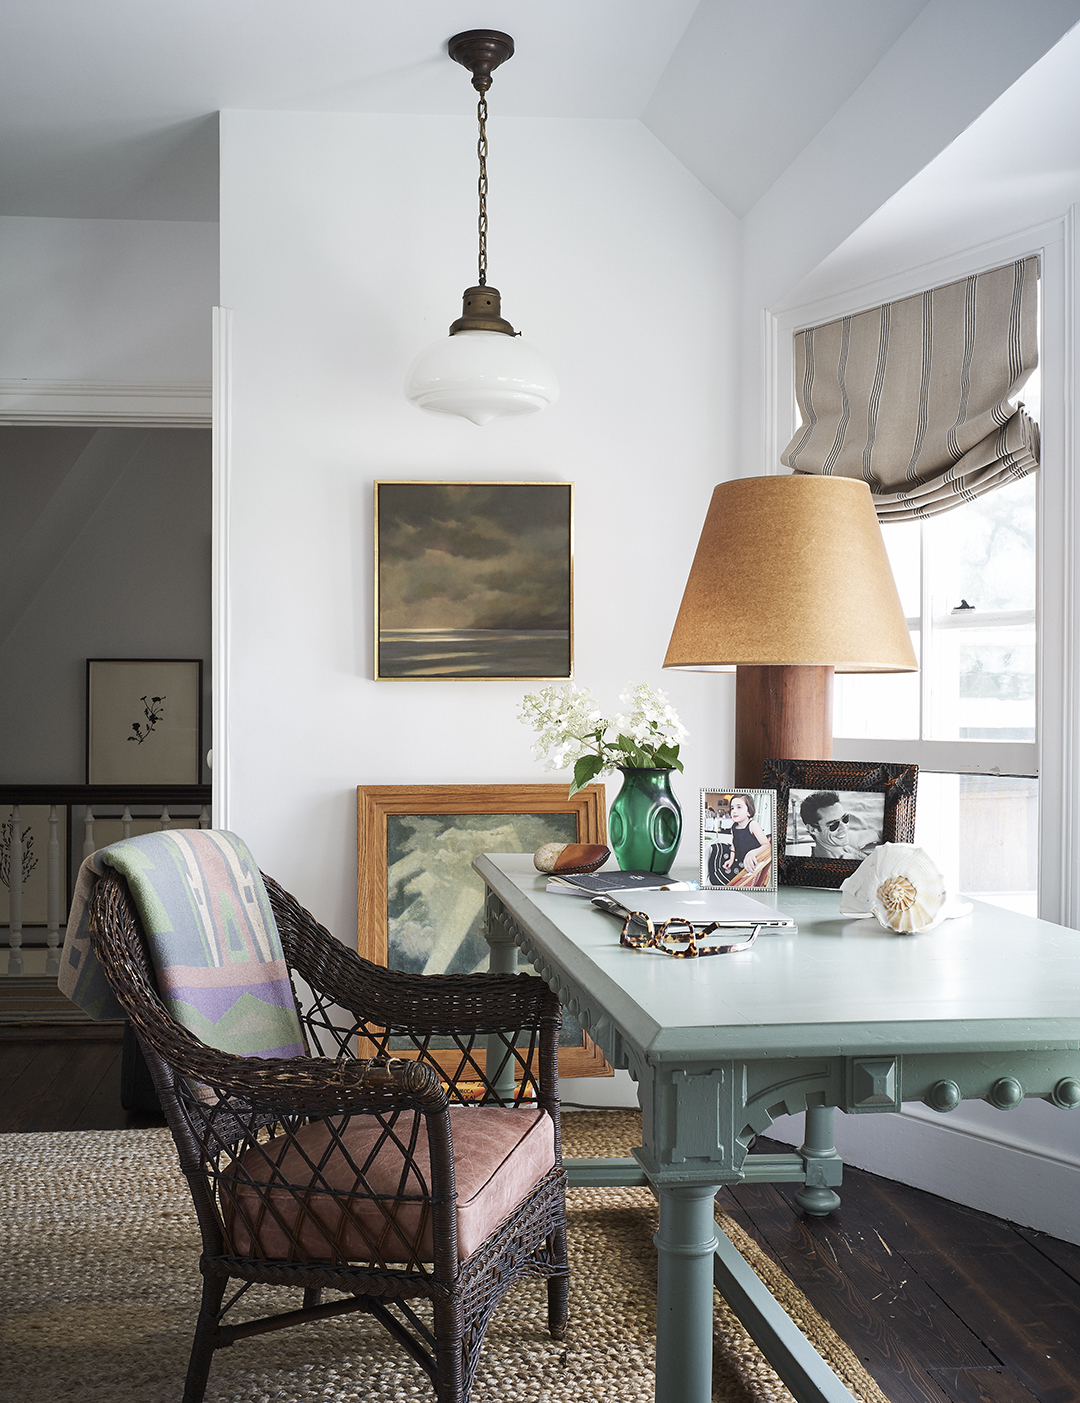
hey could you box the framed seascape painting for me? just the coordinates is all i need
[699,788,777,893]
[86,659,202,784]
[374,481,573,680]
[763,758,918,889]
[357,783,609,1077]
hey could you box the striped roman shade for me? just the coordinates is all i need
[780,257,1039,520]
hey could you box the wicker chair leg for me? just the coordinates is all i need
[547,1275,569,1341]
[432,1301,467,1403]
[547,1222,570,1340]
[303,1286,323,1308]
[183,1272,228,1403]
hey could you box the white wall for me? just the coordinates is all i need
[218,109,740,955]
[0,216,217,422]
[0,427,212,784]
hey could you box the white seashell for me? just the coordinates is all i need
[840,843,947,933]
[839,843,913,914]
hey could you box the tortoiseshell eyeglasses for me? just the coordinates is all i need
[617,910,760,958]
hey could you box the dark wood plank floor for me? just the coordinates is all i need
[0,1029,166,1132]
[3,1033,1079,1403]
[721,1161,1080,1403]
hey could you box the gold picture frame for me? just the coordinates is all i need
[357,783,610,1077]
[374,481,573,680]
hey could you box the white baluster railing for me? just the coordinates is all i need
[3,787,212,976]
[46,804,60,977]
[7,805,23,975]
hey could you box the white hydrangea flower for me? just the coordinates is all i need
[519,681,687,793]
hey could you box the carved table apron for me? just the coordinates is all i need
[473,852,1080,1403]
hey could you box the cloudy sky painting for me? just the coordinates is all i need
[376,482,572,679]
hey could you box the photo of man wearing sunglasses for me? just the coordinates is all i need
[794,790,883,860]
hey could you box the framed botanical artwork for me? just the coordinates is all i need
[699,788,777,893]
[357,783,609,1077]
[764,758,918,889]
[374,481,573,680]
[86,659,202,784]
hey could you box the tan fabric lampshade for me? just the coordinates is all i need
[664,475,917,672]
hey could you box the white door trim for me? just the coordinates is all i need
[0,379,212,425]
[211,307,232,830]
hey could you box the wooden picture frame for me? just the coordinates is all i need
[357,783,610,1077]
[86,658,202,784]
[374,481,573,680]
[764,758,918,889]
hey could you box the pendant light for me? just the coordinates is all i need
[404,30,559,426]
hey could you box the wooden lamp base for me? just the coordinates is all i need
[734,665,834,788]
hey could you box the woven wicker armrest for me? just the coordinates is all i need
[265,873,558,1035]
[167,1042,451,1121]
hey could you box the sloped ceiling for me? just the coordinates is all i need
[786,17,1080,306]
[1,0,1078,228]
[0,0,928,221]
[643,0,927,216]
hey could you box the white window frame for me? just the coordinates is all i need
[764,213,1080,925]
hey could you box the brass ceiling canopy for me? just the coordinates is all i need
[447,30,515,92]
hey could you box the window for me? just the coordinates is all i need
[833,365,1040,915]
[772,219,1075,926]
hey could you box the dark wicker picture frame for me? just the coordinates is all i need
[764,758,918,889]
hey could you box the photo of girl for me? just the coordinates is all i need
[700,789,776,892]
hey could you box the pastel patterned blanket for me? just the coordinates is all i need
[59,830,306,1060]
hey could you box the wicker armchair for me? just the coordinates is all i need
[88,866,569,1403]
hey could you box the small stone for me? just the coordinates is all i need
[533,842,568,873]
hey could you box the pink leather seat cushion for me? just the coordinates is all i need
[222,1105,555,1264]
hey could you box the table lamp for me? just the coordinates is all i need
[663,475,918,786]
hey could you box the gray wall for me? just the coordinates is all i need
[0,426,211,782]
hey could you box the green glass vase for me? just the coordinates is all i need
[608,767,682,873]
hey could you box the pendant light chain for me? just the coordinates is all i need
[405,31,558,421]
[476,92,488,287]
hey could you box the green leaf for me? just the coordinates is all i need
[653,743,683,772]
[569,754,604,797]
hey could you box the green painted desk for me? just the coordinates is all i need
[473,853,1080,1403]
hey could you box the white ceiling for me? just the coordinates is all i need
[644,0,927,216]
[786,16,1080,306]
[0,0,936,222]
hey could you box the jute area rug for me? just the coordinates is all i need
[0,1110,887,1403]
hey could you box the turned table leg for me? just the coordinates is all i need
[794,1105,843,1216]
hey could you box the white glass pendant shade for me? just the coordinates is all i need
[405,330,559,426]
